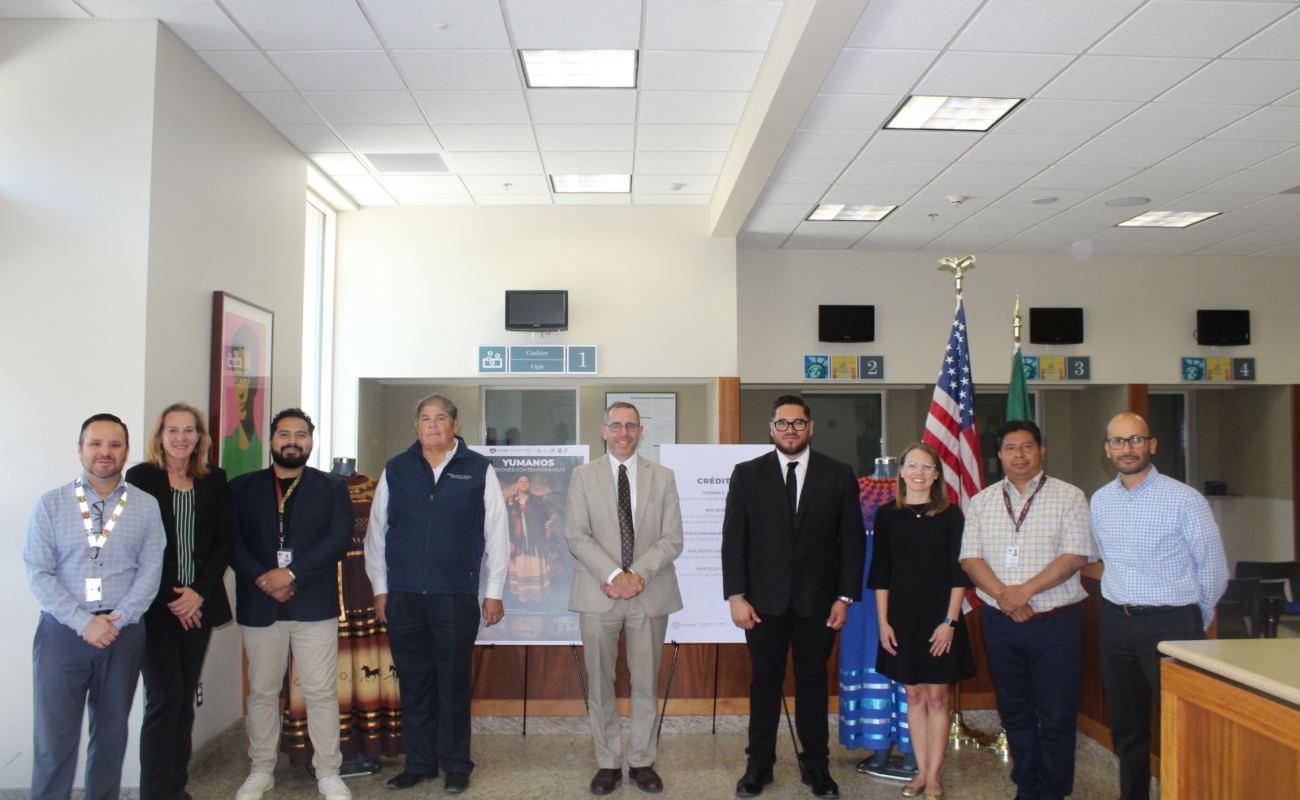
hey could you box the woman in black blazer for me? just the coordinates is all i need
[126,402,233,800]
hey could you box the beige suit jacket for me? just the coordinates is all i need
[565,454,684,617]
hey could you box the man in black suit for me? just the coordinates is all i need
[722,396,865,800]
[230,409,353,800]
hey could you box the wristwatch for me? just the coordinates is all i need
[837,596,854,606]
[943,617,957,628]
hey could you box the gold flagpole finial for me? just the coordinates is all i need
[1013,294,1022,344]
[938,255,976,295]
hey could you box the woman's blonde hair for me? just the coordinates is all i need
[893,441,950,515]
[145,402,211,479]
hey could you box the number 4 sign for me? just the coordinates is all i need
[1232,358,1256,381]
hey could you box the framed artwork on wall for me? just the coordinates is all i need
[209,292,274,478]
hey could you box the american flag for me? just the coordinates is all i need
[923,295,985,512]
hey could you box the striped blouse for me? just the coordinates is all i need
[171,487,196,586]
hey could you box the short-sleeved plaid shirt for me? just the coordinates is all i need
[959,472,1097,612]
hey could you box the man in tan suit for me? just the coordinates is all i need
[567,402,684,795]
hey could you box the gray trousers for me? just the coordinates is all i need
[579,605,669,769]
[32,611,145,800]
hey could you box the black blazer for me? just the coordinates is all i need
[125,462,234,628]
[720,449,865,618]
[229,466,352,627]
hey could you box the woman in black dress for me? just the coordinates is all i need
[126,402,233,800]
[867,442,974,800]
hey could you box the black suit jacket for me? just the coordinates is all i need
[720,449,865,618]
[125,462,234,628]
[229,466,352,626]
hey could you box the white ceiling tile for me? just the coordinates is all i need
[361,0,510,49]
[638,92,749,125]
[840,160,949,185]
[198,51,292,92]
[931,161,1046,195]
[460,175,550,194]
[308,153,372,176]
[994,229,1091,254]
[1059,227,1172,255]
[505,0,641,49]
[304,91,425,125]
[334,175,386,194]
[637,125,737,152]
[915,52,1074,97]
[1154,139,1292,170]
[634,175,717,195]
[394,194,472,205]
[1023,165,1139,190]
[1038,56,1206,102]
[786,222,873,249]
[1091,1,1290,58]
[1102,103,1256,139]
[1194,225,1300,256]
[639,50,766,92]
[472,194,554,206]
[994,99,1141,136]
[953,0,1142,54]
[553,193,631,205]
[394,50,521,91]
[770,160,849,184]
[1120,228,1235,256]
[738,232,789,249]
[535,124,635,151]
[334,124,441,152]
[992,189,1099,209]
[856,131,976,162]
[1210,106,1300,142]
[922,225,1023,250]
[1201,170,1300,195]
[1,1,89,19]
[1162,192,1270,213]
[961,134,1089,165]
[1253,242,1300,258]
[962,206,1062,226]
[443,152,545,175]
[1255,145,1300,171]
[277,125,348,152]
[1060,137,1194,168]
[222,0,381,50]
[1108,168,1225,193]
[853,222,951,249]
[241,92,322,125]
[821,185,921,205]
[846,0,978,48]
[1159,60,1300,105]
[541,152,634,173]
[82,1,252,49]
[781,130,871,161]
[528,90,637,124]
[746,218,802,236]
[1226,10,1300,59]
[820,49,938,95]
[415,91,530,124]
[644,0,783,51]
[750,204,817,224]
[633,194,710,205]
[1210,195,1300,227]
[799,95,901,131]
[759,184,831,205]
[635,152,726,174]
[352,194,398,206]
[268,51,405,91]
[435,125,538,151]
[380,175,468,194]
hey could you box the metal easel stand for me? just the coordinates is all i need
[654,641,681,744]
[948,682,983,750]
[569,642,589,713]
[781,695,804,771]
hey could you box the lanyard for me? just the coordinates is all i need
[1001,475,1047,534]
[274,473,302,547]
[76,478,127,550]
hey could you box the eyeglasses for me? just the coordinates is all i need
[772,419,809,432]
[1105,435,1153,449]
[91,500,105,535]
[604,422,640,432]
[902,461,938,473]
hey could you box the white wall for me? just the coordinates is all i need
[331,206,738,458]
[0,19,308,789]
[738,250,1300,385]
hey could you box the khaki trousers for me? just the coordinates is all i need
[580,605,669,769]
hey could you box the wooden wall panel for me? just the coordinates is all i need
[1127,384,1149,418]
[718,377,741,444]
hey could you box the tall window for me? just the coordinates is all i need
[302,194,337,467]
[802,392,884,478]
[974,391,1038,488]
[1148,392,1188,483]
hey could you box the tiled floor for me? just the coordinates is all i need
[177,710,1153,799]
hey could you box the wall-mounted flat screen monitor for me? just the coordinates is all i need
[1029,307,1084,345]
[1196,309,1250,346]
[505,290,568,331]
[818,305,875,343]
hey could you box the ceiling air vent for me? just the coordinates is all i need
[364,153,449,174]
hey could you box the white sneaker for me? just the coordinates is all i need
[318,775,352,800]
[236,772,275,800]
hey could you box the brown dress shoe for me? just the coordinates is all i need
[590,768,622,795]
[629,765,664,793]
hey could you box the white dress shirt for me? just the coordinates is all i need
[606,453,639,585]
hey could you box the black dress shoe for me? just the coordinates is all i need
[629,765,663,793]
[387,770,435,790]
[736,767,774,797]
[590,768,622,795]
[444,772,470,794]
[801,767,839,799]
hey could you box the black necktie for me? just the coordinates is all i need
[786,461,798,517]
[618,464,634,570]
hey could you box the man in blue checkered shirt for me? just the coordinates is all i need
[1090,411,1227,800]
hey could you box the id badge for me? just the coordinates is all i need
[85,577,103,602]
[277,548,294,568]
[1004,545,1020,569]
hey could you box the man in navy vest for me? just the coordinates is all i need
[365,394,509,795]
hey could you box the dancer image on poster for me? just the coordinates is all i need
[221,323,264,478]
[506,474,551,603]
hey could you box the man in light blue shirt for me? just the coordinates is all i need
[1090,411,1227,800]
[24,414,165,800]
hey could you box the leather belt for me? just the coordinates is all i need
[92,609,114,616]
[1103,598,1193,616]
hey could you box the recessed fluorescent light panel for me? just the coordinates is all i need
[885,96,1023,131]
[521,50,637,88]
[550,174,632,193]
[807,204,897,222]
[1116,211,1220,228]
